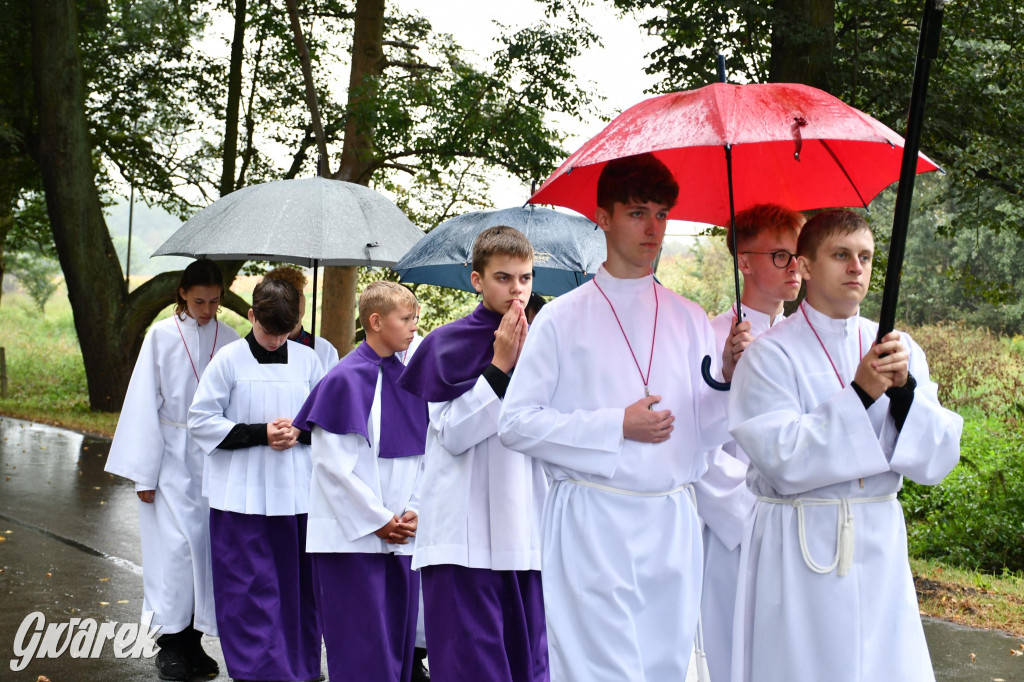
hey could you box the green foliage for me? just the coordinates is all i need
[897,321,1024,573]
[861,168,1024,337]
[906,321,1024,429]
[613,0,1024,327]
[902,416,1024,574]
[6,248,61,311]
[656,237,736,316]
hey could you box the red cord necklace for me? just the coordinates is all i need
[592,275,659,399]
[175,313,219,383]
[800,302,862,388]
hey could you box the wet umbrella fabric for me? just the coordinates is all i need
[154,177,423,267]
[153,177,424,340]
[393,206,605,296]
[529,82,940,228]
[529,82,940,388]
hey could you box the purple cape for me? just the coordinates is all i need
[397,303,502,402]
[294,341,427,458]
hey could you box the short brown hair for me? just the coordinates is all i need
[359,281,418,328]
[727,204,806,255]
[797,209,871,260]
[471,225,533,275]
[263,266,307,294]
[596,153,679,213]
[251,279,300,336]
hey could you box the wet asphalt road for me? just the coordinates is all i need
[0,418,230,681]
[0,416,1021,682]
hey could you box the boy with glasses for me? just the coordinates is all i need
[696,204,806,682]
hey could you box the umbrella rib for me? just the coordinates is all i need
[818,140,869,209]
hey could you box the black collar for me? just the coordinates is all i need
[245,330,289,364]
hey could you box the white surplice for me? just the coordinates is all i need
[188,338,323,516]
[695,305,781,682]
[413,374,547,571]
[498,266,730,682]
[306,367,425,556]
[311,335,340,372]
[105,314,238,635]
[728,303,963,682]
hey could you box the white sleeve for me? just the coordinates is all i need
[404,455,427,516]
[692,448,753,551]
[187,353,241,456]
[430,376,501,456]
[106,329,165,487]
[885,335,962,485]
[729,339,893,496]
[498,314,622,477]
[695,314,732,452]
[312,428,393,542]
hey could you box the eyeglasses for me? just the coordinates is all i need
[741,250,798,269]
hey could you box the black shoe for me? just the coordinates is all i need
[412,647,430,681]
[155,646,191,682]
[183,626,220,678]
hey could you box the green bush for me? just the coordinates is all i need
[908,322,1024,429]
[902,415,1024,574]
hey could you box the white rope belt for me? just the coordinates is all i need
[566,478,694,499]
[159,418,187,429]
[757,493,898,577]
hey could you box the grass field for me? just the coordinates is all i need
[2,281,1023,632]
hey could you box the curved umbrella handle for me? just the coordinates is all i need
[701,354,731,391]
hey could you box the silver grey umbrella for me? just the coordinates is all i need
[154,177,423,266]
[394,205,605,296]
[154,177,424,339]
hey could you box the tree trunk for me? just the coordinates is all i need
[219,0,247,198]
[319,0,387,355]
[768,0,835,91]
[29,0,134,411]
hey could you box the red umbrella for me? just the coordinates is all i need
[529,82,939,227]
[530,81,941,389]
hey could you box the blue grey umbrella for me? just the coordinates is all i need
[394,206,605,296]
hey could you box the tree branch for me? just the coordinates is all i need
[285,0,331,176]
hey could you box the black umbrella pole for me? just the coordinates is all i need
[311,259,318,349]
[876,0,946,344]
[701,143,739,392]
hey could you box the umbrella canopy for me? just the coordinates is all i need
[394,206,606,296]
[529,82,940,227]
[154,177,423,267]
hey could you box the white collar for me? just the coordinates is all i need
[594,264,655,295]
[801,301,860,337]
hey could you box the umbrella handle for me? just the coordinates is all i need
[701,354,731,391]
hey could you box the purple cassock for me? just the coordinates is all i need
[397,303,504,401]
[294,340,427,456]
[312,553,420,682]
[209,510,321,682]
[400,304,550,682]
[422,565,548,682]
[294,341,428,682]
